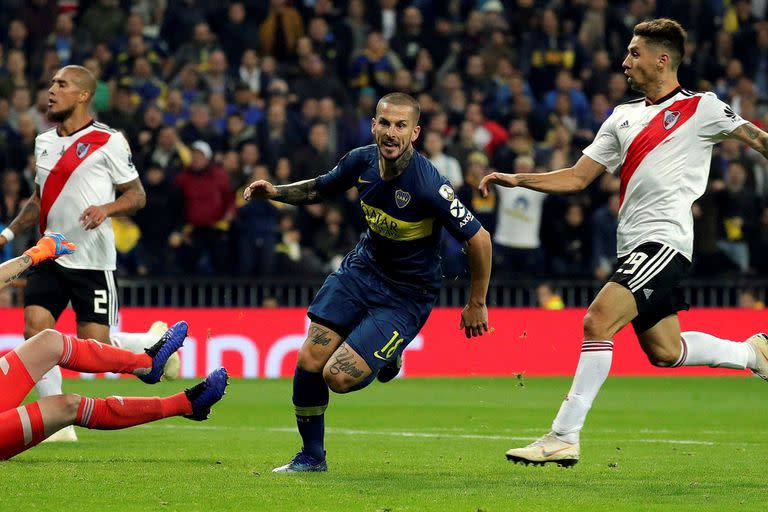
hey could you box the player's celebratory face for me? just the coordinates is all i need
[47,70,80,123]
[372,103,417,161]
[622,36,660,95]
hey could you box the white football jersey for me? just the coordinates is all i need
[35,121,138,270]
[582,88,747,260]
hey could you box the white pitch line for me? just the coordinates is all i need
[137,424,715,445]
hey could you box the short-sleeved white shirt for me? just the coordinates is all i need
[35,121,138,270]
[494,186,546,249]
[582,89,747,260]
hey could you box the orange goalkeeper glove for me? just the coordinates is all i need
[24,233,77,265]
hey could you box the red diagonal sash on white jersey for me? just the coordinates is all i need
[39,130,112,233]
[619,96,702,207]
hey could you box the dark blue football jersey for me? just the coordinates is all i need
[315,145,482,293]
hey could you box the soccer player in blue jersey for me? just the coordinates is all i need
[244,92,492,472]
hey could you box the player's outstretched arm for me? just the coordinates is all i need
[0,234,76,288]
[478,155,606,197]
[727,122,768,160]
[0,187,41,247]
[460,227,492,339]
[243,178,323,205]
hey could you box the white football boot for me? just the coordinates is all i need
[745,333,768,381]
[505,432,580,467]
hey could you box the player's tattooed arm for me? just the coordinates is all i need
[272,179,323,205]
[729,122,768,159]
[110,178,147,215]
[4,188,41,241]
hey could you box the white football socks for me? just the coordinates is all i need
[35,365,63,398]
[110,332,162,353]
[675,331,757,369]
[551,340,614,444]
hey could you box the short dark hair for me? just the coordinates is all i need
[376,92,421,123]
[633,18,686,69]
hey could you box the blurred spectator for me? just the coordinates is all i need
[238,50,268,96]
[391,6,433,70]
[465,102,507,155]
[492,155,547,279]
[173,141,234,274]
[522,8,582,100]
[274,211,324,276]
[536,282,565,310]
[81,0,126,46]
[134,162,184,276]
[219,2,260,67]
[201,50,231,98]
[368,0,400,42]
[98,81,140,144]
[225,113,257,152]
[113,216,146,276]
[292,53,348,105]
[180,103,223,152]
[591,192,619,281]
[235,166,279,277]
[0,50,31,100]
[257,102,302,167]
[145,126,189,179]
[738,288,765,309]
[6,112,37,173]
[714,162,760,272]
[173,21,221,75]
[342,0,372,56]
[259,0,305,60]
[458,151,497,235]
[313,204,357,271]
[422,130,463,187]
[349,31,401,95]
[293,123,335,181]
[45,13,83,66]
[546,201,590,277]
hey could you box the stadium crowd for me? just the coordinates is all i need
[0,0,767,282]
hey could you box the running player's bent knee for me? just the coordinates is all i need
[646,346,680,367]
[322,370,357,394]
[296,346,327,373]
[583,311,611,340]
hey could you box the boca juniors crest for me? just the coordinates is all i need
[76,142,91,158]
[395,189,411,208]
[663,110,680,130]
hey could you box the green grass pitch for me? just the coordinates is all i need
[7,376,768,511]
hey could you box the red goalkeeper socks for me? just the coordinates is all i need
[75,393,192,429]
[59,335,152,375]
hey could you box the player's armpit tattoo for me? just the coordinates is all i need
[328,345,364,378]
[308,325,333,346]
[274,179,322,205]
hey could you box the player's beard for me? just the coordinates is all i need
[46,103,76,123]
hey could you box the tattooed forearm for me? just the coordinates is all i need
[738,123,768,159]
[0,255,32,286]
[308,325,333,346]
[273,179,322,205]
[9,199,40,234]
[328,345,364,378]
